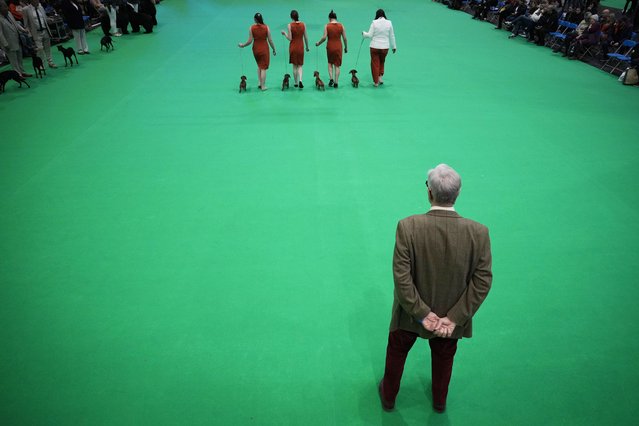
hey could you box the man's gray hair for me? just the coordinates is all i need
[427,164,462,205]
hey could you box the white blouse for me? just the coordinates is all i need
[363,18,396,50]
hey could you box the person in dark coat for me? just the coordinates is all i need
[59,0,89,53]
[138,0,156,26]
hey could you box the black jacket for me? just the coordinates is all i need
[59,0,85,30]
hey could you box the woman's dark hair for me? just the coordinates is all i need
[375,9,386,19]
[328,10,337,20]
[290,10,299,21]
[254,13,264,25]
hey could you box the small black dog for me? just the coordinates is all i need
[32,53,46,78]
[349,69,359,88]
[100,35,114,52]
[313,71,325,91]
[282,73,291,91]
[0,70,31,94]
[57,45,78,67]
[239,75,247,93]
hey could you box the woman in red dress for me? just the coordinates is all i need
[238,13,276,91]
[281,10,309,89]
[315,10,348,89]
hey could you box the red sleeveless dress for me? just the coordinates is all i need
[289,22,306,65]
[326,23,344,66]
[251,24,270,69]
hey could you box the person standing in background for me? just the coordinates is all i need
[139,0,156,26]
[59,0,89,54]
[281,9,309,89]
[102,0,122,36]
[315,10,347,89]
[239,12,276,91]
[23,0,57,67]
[0,0,32,76]
[8,0,23,23]
[362,9,396,87]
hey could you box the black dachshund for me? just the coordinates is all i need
[57,45,78,67]
[100,35,114,52]
[349,69,359,88]
[32,53,46,78]
[239,75,247,93]
[282,73,291,91]
[0,70,31,94]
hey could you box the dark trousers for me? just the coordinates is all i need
[370,48,389,84]
[556,31,577,55]
[381,329,458,408]
[497,12,514,29]
[512,15,535,36]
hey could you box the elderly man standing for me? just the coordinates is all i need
[22,0,56,68]
[379,164,493,414]
[0,0,32,77]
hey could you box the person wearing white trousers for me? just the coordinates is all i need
[105,1,121,36]
[60,0,89,54]
[92,0,120,36]
[72,28,88,53]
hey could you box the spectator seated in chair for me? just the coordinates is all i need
[599,16,633,60]
[529,6,558,46]
[563,6,583,24]
[496,0,526,30]
[566,14,601,58]
[553,11,591,56]
[473,0,498,21]
[508,2,543,39]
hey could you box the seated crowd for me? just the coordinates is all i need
[0,0,161,79]
[444,0,638,73]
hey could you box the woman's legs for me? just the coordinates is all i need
[370,48,388,85]
[293,64,303,86]
[334,66,340,87]
[257,68,261,88]
[259,69,267,89]
[327,63,334,85]
[378,50,388,83]
[370,48,380,85]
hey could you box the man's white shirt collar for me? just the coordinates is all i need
[429,206,456,212]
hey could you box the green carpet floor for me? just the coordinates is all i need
[1,1,638,424]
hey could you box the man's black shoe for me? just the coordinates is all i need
[433,403,446,413]
[378,382,394,411]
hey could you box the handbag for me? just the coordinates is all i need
[622,67,639,86]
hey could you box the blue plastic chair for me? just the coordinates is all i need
[601,39,637,74]
[547,20,571,49]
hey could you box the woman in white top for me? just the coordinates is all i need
[362,9,396,87]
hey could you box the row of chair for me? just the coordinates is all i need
[459,1,638,76]
[547,20,637,74]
